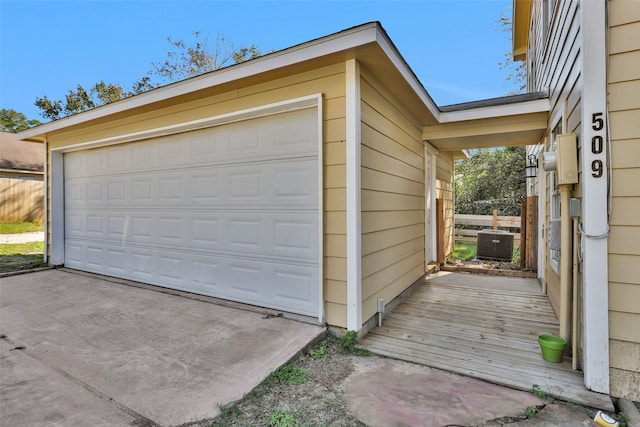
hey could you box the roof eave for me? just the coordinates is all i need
[512,0,533,61]
[18,22,441,142]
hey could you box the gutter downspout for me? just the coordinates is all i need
[559,184,572,341]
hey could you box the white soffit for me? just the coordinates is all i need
[438,97,550,123]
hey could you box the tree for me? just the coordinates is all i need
[34,32,262,121]
[0,108,41,132]
[147,31,261,85]
[497,6,526,93]
[455,147,527,216]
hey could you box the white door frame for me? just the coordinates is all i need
[424,143,438,267]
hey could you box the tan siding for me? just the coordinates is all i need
[437,152,454,260]
[610,341,640,372]
[361,210,424,234]
[609,226,640,255]
[546,268,561,316]
[608,50,640,84]
[325,302,347,328]
[609,282,640,315]
[610,197,640,225]
[610,312,640,343]
[609,255,640,285]
[359,67,425,324]
[608,13,640,385]
[610,368,640,401]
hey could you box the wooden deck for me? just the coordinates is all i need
[360,271,614,411]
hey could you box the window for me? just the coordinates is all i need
[549,120,563,274]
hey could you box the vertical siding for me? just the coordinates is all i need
[0,175,44,223]
[607,0,640,401]
[44,63,350,327]
[436,153,454,259]
[359,67,425,323]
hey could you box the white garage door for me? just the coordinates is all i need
[63,107,321,317]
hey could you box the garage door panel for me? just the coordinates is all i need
[64,110,318,181]
[63,107,320,317]
[65,159,317,209]
[64,237,319,315]
[65,209,318,261]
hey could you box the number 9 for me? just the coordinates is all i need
[592,160,603,178]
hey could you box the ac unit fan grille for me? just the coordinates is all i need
[476,230,514,261]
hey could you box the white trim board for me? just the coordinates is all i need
[579,0,610,394]
[346,59,362,331]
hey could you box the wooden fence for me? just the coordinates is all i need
[454,211,521,246]
[0,176,44,223]
[454,196,538,271]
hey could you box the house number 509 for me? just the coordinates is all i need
[591,112,605,178]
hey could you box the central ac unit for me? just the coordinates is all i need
[477,230,514,261]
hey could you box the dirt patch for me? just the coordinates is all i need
[184,334,367,427]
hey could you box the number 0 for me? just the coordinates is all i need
[592,160,603,178]
[592,135,603,154]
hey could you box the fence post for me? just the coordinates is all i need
[492,210,498,230]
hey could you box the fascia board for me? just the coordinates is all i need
[373,26,441,120]
[438,98,550,123]
[18,24,380,141]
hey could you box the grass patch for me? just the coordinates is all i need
[340,331,371,356]
[0,241,45,256]
[267,365,309,385]
[452,242,477,261]
[0,242,46,273]
[0,222,44,234]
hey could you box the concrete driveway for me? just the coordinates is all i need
[0,269,325,426]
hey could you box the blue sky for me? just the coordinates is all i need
[0,0,517,122]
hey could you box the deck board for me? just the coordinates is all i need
[360,271,614,411]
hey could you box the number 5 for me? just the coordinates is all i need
[592,112,604,131]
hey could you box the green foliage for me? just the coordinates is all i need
[269,409,299,427]
[268,365,309,385]
[34,31,262,121]
[149,31,261,85]
[531,384,555,403]
[614,412,629,427]
[0,242,44,256]
[496,6,526,93]
[310,343,328,359]
[455,147,527,217]
[0,108,41,132]
[525,405,539,419]
[340,331,371,356]
[452,242,477,261]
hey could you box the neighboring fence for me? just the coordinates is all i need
[454,196,538,271]
[454,210,521,248]
[0,176,44,222]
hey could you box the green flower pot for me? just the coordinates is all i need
[538,334,567,363]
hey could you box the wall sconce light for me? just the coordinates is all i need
[526,154,538,179]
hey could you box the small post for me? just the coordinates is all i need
[493,209,498,230]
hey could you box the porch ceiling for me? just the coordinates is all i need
[425,93,550,152]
